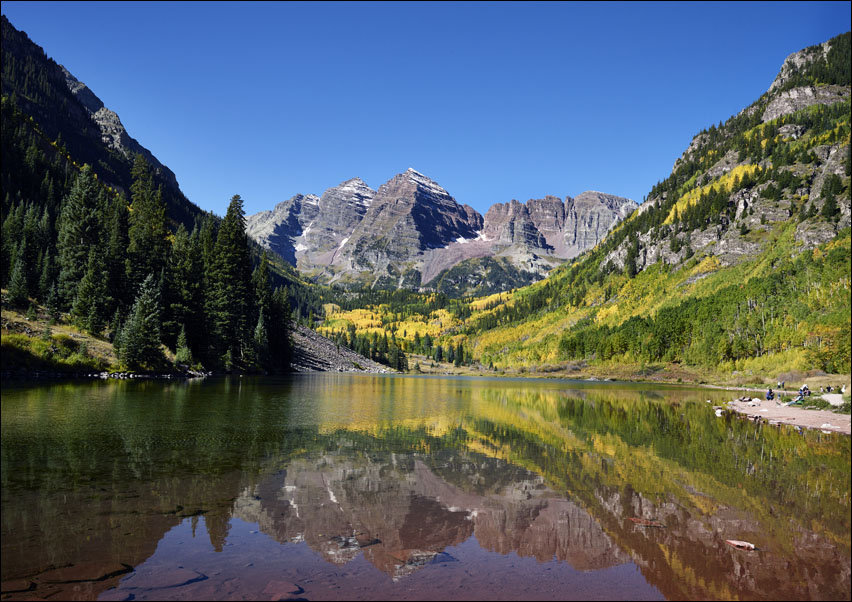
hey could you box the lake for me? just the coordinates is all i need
[1,374,849,601]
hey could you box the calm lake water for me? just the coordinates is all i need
[1,375,850,601]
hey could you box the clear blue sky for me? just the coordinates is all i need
[2,1,850,217]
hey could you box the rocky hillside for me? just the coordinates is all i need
[317,32,850,380]
[289,322,392,373]
[596,35,851,277]
[60,66,180,191]
[247,167,636,296]
[0,15,201,228]
[462,31,851,374]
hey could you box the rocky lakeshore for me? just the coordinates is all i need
[722,395,851,435]
[0,368,211,381]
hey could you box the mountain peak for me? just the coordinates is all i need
[398,167,451,200]
[325,177,376,208]
[333,176,373,192]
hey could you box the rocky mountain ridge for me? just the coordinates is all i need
[1,15,201,228]
[602,32,851,277]
[60,67,180,191]
[247,167,637,296]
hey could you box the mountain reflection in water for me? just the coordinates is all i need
[233,450,628,579]
[0,375,849,601]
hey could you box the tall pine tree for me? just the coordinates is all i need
[209,195,254,369]
[127,155,168,293]
[71,247,110,334]
[56,165,101,307]
[117,273,164,370]
[162,224,203,350]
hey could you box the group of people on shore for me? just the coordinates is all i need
[765,383,800,402]
[769,383,848,406]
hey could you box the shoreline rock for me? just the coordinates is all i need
[1,369,212,382]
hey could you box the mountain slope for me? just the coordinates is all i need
[1,16,303,375]
[1,15,201,228]
[464,31,851,375]
[317,32,851,380]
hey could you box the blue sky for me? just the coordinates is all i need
[2,1,850,216]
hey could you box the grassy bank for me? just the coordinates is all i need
[1,296,176,376]
[2,304,116,374]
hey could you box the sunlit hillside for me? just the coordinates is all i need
[319,32,851,383]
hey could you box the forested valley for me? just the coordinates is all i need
[1,19,850,381]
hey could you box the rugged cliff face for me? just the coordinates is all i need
[60,67,180,191]
[246,168,636,295]
[339,169,483,277]
[482,199,549,248]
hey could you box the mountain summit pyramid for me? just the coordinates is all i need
[246,168,637,295]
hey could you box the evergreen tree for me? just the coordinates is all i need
[252,252,273,319]
[820,175,842,219]
[127,155,168,292]
[389,342,400,371]
[821,193,839,219]
[397,345,408,371]
[45,284,61,323]
[7,250,29,308]
[108,309,122,344]
[56,165,101,306]
[38,248,55,298]
[71,247,110,334]
[105,197,130,314]
[253,309,270,370]
[19,204,41,295]
[174,325,193,366]
[162,224,202,349]
[208,195,254,368]
[0,207,17,287]
[117,274,164,370]
[268,286,292,372]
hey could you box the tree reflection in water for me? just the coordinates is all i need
[1,375,849,600]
